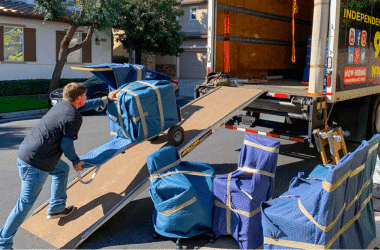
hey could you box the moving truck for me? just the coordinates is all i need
[206,0,380,146]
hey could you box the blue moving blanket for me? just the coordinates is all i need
[85,63,145,90]
[212,134,280,249]
[147,146,215,238]
[261,134,380,249]
[107,80,179,143]
[79,138,133,168]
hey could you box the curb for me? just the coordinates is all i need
[0,109,49,122]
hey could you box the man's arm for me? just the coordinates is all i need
[60,137,84,171]
[78,89,121,112]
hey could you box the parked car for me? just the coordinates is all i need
[49,70,180,115]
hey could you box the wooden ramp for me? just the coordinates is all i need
[21,86,263,249]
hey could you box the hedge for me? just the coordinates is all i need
[0,78,87,97]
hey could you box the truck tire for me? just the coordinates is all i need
[371,95,380,135]
[167,125,185,147]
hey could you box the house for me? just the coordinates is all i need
[112,0,208,79]
[177,0,208,79]
[0,0,112,81]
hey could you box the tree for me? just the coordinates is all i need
[116,0,187,63]
[33,0,124,93]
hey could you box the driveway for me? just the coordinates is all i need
[177,78,205,97]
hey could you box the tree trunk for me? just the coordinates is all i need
[48,24,93,94]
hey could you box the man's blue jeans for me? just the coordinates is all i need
[0,158,69,249]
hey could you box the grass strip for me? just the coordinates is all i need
[0,95,49,113]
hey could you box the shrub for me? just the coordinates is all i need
[0,78,87,97]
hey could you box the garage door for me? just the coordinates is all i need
[179,50,207,79]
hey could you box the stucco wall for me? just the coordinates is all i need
[0,16,112,80]
[180,3,208,34]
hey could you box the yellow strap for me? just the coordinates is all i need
[322,170,351,192]
[298,198,345,232]
[133,65,142,80]
[150,159,182,180]
[226,173,232,235]
[121,88,149,140]
[346,175,372,211]
[131,111,149,122]
[136,81,165,131]
[350,163,365,177]
[237,167,275,178]
[369,143,379,155]
[158,196,197,215]
[264,237,325,249]
[214,200,261,218]
[150,171,213,180]
[243,140,279,153]
[110,131,117,135]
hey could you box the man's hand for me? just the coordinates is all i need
[108,89,121,101]
[74,161,85,171]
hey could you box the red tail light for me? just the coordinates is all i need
[171,78,178,82]
[327,76,331,87]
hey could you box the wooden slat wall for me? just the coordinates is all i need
[215,0,313,79]
[217,0,314,20]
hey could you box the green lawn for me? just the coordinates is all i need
[0,95,49,113]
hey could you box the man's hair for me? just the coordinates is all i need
[63,82,87,102]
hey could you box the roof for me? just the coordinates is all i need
[181,0,208,5]
[0,0,74,22]
[0,0,40,17]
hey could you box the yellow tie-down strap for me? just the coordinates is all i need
[237,166,275,178]
[243,140,279,153]
[149,159,214,180]
[133,65,143,80]
[158,196,197,216]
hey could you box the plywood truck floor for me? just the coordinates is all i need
[21,86,264,249]
[241,79,310,96]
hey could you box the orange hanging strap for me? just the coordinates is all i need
[291,0,298,62]
[223,11,230,73]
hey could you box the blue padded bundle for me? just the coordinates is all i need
[107,80,179,143]
[261,135,380,249]
[356,134,380,248]
[147,146,215,238]
[79,138,133,168]
[212,134,280,249]
[85,63,146,90]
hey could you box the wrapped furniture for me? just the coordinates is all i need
[212,134,280,249]
[261,134,380,249]
[107,80,182,145]
[147,146,215,242]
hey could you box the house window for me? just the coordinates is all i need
[3,26,23,61]
[67,32,82,63]
[190,7,197,20]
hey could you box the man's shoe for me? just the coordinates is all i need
[47,205,75,219]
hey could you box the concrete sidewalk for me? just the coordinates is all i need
[0,108,48,123]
